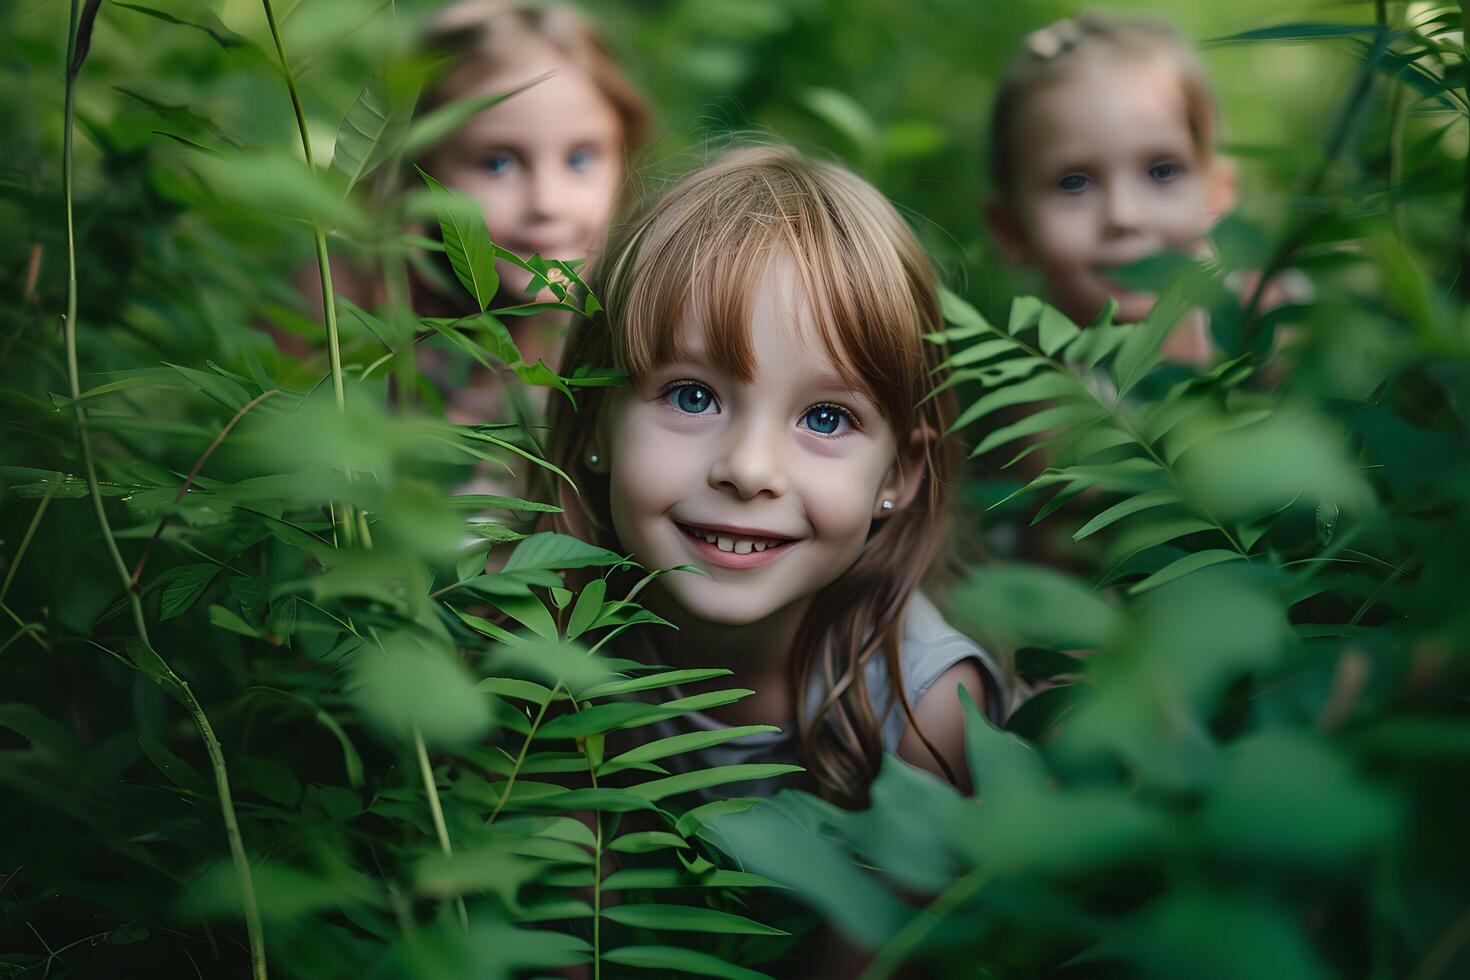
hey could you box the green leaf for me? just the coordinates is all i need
[484,592,558,641]
[959,687,1048,797]
[1008,295,1044,334]
[626,763,803,802]
[948,372,1083,434]
[503,533,626,574]
[1128,549,1245,594]
[1038,303,1081,354]
[937,338,1017,371]
[331,78,407,194]
[475,677,556,705]
[111,2,245,48]
[418,168,498,311]
[950,564,1120,649]
[608,831,689,854]
[603,904,787,936]
[444,493,561,513]
[208,604,259,637]
[352,633,492,746]
[799,87,880,153]
[1073,489,1183,541]
[599,726,782,772]
[604,946,774,979]
[159,563,221,620]
[971,402,1106,457]
[400,75,549,159]
[933,288,1000,343]
[564,577,606,641]
[578,667,732,700]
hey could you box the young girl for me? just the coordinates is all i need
[984,13,1238,365]
[547,145,1007,808]
[414,0,650,422]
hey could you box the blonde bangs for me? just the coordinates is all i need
[602,147,941,432]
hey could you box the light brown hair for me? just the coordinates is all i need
[989,12,1218,193]
[547,145,962,808]
[420,0,651,157]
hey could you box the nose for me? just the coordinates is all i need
[1102,178,1144,237]
[707,417,788,500]
[525,160,560,220]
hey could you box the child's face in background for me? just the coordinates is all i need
[601,258,909,628]
[428,44,624,299]
[995,54,1230,324]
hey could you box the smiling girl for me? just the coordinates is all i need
[548,145,1007,808]
[985,13,1237,364]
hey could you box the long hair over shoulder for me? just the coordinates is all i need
[547,144,961,808]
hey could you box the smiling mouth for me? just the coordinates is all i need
[675,521,799,558]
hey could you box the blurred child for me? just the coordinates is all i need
[985,13,1237,365]
[547,145,1009,809]
[414,0,650,421]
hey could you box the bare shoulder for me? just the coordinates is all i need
[894,658,987,795]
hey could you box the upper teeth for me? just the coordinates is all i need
[690,527,785,553]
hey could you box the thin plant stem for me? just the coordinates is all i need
[413,725,469,931]
[484,683,562,827]
[1459,1,1470,303]
[0,485,54,605]
[579,718,604,980]
[258,0,355,547]
[131,389,280,588]
[60,1,266,976]
[858,868,989,980]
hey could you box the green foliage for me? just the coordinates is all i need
[4,0,1470,978]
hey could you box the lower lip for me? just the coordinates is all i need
[676,523,799,569]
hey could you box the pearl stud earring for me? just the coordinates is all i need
[588,453,600,465]
[881,499,894,511]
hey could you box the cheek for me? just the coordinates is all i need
[1024,201,1097,265]
[605,407,693,540]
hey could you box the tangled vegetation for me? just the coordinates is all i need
[3,1,1469,978]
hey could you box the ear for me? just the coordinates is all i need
[875,424,937,518]
[985,199,1031,266]
[1204,156,1237,224]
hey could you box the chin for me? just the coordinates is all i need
[663,580,790,628]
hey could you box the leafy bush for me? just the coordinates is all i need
[3,2,1469,980]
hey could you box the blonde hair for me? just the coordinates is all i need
[989,12,1218,193]
[420,0,651,157]
[547,145,962,808]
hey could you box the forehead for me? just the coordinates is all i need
[1015,53,1196,159]
[441,47,622,145]
[673,256,861,384]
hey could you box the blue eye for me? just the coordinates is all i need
[568,147,598,172]
[484,153,514,175]
[1058,173,1089,193]
[1149,162,1182,183]
[802,404,851,436]
[666,382,717,415]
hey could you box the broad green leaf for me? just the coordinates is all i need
[475,677,556,705]
[600,725,782,772]
[948,371,1084,434]
[208,604,258,637]
[626,763,803,802]
[604,945,773,979]
[484,592,557,641]
[418,169,498,311]
[1008,295,1044,334]
[1128,549,1245,594]
[601,868,786,890]
[503,533,626,574]
[331,79,408,194]
[1103,516,1215,574]
[799,87,879,152]
[933,288,1000,343]
[111,2,245,48]
[959,687,1048,797]
[603,904,787,936]
[937,338,1017,371]
[1038,304,1081,354]
[537,689,751,739]
[950,564,1120,649]
[564,578,606,640]
[608,831,689,854]
[1073,489,1183,541]
[352,634,492,746]
[159,563,221,620]
[400,75,549,159]
[444,493,561,513]
[971,402,1106,457]
[578,667,732,699]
